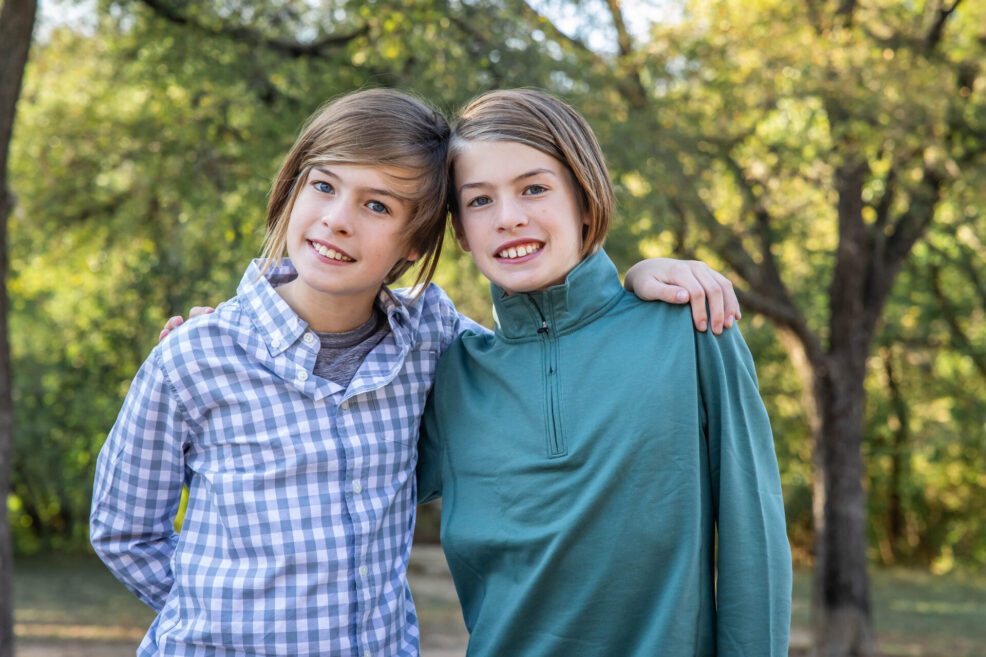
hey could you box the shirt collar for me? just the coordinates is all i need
[237,259,415,356]
[490,249,625,340]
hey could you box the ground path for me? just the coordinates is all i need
[14,545,813,656]
[13,545,467,657]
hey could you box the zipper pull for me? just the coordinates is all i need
[538,321,549,335]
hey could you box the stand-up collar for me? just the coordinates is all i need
[491,249,626,341]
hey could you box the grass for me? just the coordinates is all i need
[791,567,986,657]
[13,554,155,644]
[11,552,986,656]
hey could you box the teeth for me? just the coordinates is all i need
[312,241,354,262]
[498,243,541,259]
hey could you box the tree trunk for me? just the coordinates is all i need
[811,354,877,657]
[0,188,11,657]
[0,1,39,654]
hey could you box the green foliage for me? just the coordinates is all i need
[582,0,986,571]
[6,0,985,570]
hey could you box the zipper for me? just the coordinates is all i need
[527,296,566,458]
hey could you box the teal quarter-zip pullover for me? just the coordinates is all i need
[418,249,792,657]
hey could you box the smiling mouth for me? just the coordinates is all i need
[310,240,355,262]
[496,242,543,259]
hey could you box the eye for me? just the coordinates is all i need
[366,200,391,215]
[523,184,548,196]
[313,181,334,194]
[466,195,492,208]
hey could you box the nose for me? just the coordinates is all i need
[321,202,354,235]
[493,198,528,232]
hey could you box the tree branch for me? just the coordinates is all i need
[802,0,825,35]
[925,0,963,53]
[872,165,897,234]
[883,166,943,273]
[860,164,943,339]
[719,150,789,295]
[517,0,600,63]
[604,0,634,57]
[138,0,368,58]
[668,192,761,285]
[834,0,857,27]
[736,288,826,368]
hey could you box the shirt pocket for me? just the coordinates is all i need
[195,430,339,555]
[354,348,438,447]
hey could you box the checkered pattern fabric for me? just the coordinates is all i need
[91,259,481,657]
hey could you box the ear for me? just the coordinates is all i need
[405,248,420,263]
[455,229,472,253]
[580,211,591,242]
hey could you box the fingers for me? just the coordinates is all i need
[639,279,690,305]
[189,306,215,318]
[674,262,739,335]
[689,264,725,334]
[712,270,741,326]
[159,316,184,342]
[658,264,710,333]
[626,257,741,335]
[157,306,215,342]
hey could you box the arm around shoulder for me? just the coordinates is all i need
[695,326,792,656]
[90,347,193,611]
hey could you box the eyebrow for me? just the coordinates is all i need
[313,166,407,201]
[457,168,558,194]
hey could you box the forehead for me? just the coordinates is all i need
[453,140,566,184]
[310,163,420,199]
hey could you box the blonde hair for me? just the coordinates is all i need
[449,89,614,257]
[261,88,450,287]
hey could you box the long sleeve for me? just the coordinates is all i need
[90,347,192,611]
[696,325,792,656]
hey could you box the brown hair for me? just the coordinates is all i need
[449,89,614,257]
[261,88,450,287]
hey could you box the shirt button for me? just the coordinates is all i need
[359,565,368,577]
[340,400,349,410]
[271,338,281,349]
[296,369,309,381]
[353,481,363,494]
[303,332,316,344]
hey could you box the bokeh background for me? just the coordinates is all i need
[1,0,984,655]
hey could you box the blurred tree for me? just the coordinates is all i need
[864,207,986,571]
[528,0,986,654]
[0,0,38,653]
[6,0,556,552]
[5,3,986,657]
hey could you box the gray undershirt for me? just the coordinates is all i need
[312,305,390,388]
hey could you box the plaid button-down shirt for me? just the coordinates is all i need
[91,259,481,657]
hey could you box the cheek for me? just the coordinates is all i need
[285,202,309,237]
[457,219,484,253]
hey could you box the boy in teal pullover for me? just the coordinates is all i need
[418,90,791,656]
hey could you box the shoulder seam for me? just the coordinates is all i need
[152,346,202,441]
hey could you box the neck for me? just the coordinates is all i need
[276,279,376,333]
